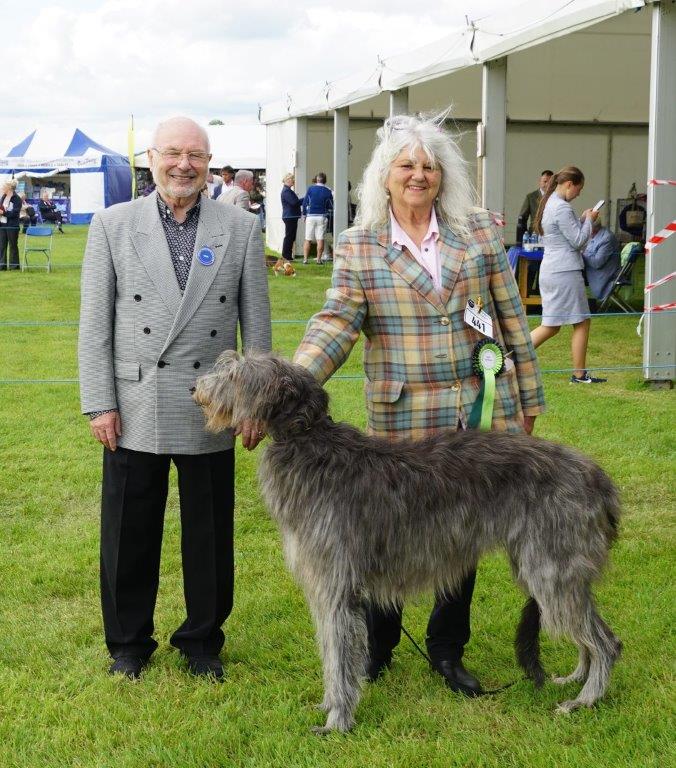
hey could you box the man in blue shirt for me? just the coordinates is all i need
[302,172,333,264]
[583,219,621,301]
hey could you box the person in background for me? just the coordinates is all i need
[348,180,357,225]
[19,193,38,234]
[213,166,235,199]
[78,116,271,682]
[583,218,621,302]
[39,192,64,233]
[293,112,544,695]
[530,166,605,384]
[516,170,553,244]
[301,172,333,264]
[217,169,254,211]
[206,171,223,199]
[281,173,302,261]
[0,180,22,270]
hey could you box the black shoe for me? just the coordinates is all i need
[109,654,147,679]
[184,653,224,680]
[58,226,64,233]
[431,660,483,697]
[365,656,392,682]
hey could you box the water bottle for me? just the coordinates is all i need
[531,232,538,248]
[522,232,530,252]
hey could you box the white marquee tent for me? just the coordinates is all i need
[134,124,266,170]
[260,0,675,383]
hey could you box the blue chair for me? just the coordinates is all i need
[22,226,53,272]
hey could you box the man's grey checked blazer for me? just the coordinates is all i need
[78,191,271,455]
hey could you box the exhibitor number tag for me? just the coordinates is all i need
[464,299,493,338]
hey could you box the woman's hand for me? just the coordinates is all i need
[582,208,599,222]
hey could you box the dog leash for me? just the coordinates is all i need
[400,623,517,696]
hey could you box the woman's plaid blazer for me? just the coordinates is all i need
[294,209,545,440]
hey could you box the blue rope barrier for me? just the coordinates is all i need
[1,363,673,386]
[1,310,674,329]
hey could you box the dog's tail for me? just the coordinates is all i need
[515,597,546,688]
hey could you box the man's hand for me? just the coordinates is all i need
[523,415,536,435]
[235,418,266,450]
[90,411,122,451]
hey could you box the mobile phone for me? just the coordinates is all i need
[592,199,605,212]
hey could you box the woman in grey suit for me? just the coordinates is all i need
[530,166,605,384]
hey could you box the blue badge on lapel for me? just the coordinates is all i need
[197,247,215,266]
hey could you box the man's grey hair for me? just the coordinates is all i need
[235,169,254,185]
[355,110,476,236]
[151,116,210,152]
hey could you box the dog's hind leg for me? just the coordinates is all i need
[554,595,621,713]
[311,592,367,734]
[552,648,590,686]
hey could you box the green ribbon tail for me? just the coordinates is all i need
[468,380,485,430]
[479,369,496,431]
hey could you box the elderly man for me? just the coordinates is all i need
[78,116,271,681]
[217,170,253,210]
[583,218,621,301]
[516,169,553,243]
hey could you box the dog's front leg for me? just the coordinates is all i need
[311,592,367,734]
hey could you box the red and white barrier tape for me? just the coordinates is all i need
[645,301,676,312]
[648,179,676,187]
[644,271,676,293]
[645,220,676,251]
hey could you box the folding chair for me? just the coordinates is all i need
[22,226,53,272]
[597,242,642,313]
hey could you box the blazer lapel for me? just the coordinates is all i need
[377,224,446,314]
[437,225,468,309]
[131,192,183,316]
[162,200,231,351]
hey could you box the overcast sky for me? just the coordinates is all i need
[0,0,526,154]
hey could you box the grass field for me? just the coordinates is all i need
[0,225,673,768]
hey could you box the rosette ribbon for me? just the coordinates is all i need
[467,339,506,431]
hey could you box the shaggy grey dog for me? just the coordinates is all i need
[194,350,622,733]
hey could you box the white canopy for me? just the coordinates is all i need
[260,0,646,122]
[134,124,266,169]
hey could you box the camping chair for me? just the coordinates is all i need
[22,226,53,272]
[597,241,642,313]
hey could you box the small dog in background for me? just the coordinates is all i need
[272,258,297,277]
[194,351,622,734]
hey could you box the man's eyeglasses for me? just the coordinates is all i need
[152,148,211,164]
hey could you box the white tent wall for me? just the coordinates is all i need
[70,172,106,216]
[265,119,305,255]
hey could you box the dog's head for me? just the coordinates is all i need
[193,350,329,438]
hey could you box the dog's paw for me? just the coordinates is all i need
[555,699,588,714]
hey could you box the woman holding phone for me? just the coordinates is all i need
[530,166,605,384]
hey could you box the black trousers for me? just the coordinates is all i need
[282,218,299,260]
[366,569,477,665]
[101,446,235,659]
[0,228,20,270]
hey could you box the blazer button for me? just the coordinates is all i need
[440,316,450,326]
[210,330,217,337]
[451,380,461,391]
[193,361,201,369]
[143,327,151,334]
[134,294,142,302]
[158,360,166,368]
[219,295,226,303]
